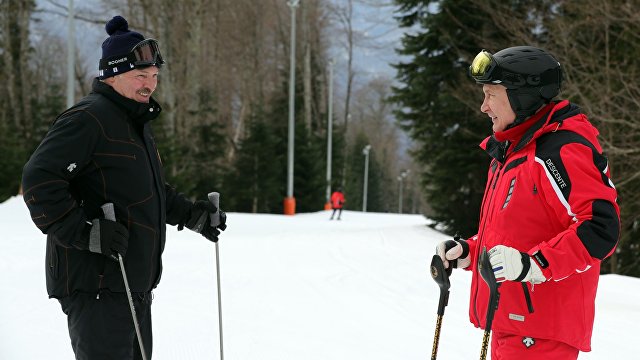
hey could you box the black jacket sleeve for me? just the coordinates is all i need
[22,112,98,248]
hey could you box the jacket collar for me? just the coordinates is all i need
[91,78,162,127]
[481,100,580,162]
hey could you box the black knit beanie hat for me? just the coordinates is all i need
[99,16,145,79]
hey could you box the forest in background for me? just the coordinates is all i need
[0,0,422,215]
[392,0,640,276]
[1,0,638,276]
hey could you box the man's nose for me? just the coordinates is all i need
[480,98,489,113]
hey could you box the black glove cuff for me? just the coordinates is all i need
[515,252,531,282]
[454,239,470,259]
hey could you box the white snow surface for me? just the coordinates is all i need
[0,195,637,359]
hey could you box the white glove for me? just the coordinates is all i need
[488,245,546,284]
[436,237,471,269]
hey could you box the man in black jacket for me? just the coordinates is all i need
[21,16,226,360]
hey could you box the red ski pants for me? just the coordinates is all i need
[491,331,579,360]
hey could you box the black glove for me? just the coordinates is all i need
[180,200,227,242]
[435,236,470,269]
[88,218,129,261]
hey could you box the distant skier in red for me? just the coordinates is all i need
[330,188,345,220]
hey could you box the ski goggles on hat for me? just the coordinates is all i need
[99,39,165,79]
[469,50,497,83]
[130,38,165,67]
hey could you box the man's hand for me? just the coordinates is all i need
[436,237,470,269]
[182,200,227,242]
[488,245,546,284]
[88,218,129,260]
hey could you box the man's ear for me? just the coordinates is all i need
[102,76,116,86]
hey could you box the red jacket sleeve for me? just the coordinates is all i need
[530,137,619,281]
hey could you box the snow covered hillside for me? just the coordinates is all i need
[0,196,637,359]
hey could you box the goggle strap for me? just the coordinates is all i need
[98,60,136,79]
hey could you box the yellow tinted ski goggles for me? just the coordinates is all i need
[469,50,496,82]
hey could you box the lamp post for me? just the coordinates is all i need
[284,0,300,215]
[398,170,409,214]
[66,0,75,108]
[325,58,335,210]
[362,145,371,212]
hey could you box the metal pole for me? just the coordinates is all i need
[399,177,403,214]
[398,170,409,214]
[362,145,370,212]
[207,192,224,360]
[66,0,75,108]
[325,58,334,206]
[286,0,299,200]
[430,254,453,359]
[101,203,148,360]
[215,242,224,360]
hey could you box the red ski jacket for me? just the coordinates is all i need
[465,100,619,351]
[331,191,345,209]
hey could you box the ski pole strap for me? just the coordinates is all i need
[521,282,535,313]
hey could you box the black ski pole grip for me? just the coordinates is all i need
[208,192,221,227]
[431,255,451,316]
[100,203,119,260]
[479,247,501,331]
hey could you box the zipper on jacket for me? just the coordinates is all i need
[47,237,59,279]
[472,162,503,325]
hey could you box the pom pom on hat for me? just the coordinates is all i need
[105,15,129,35]
[100,15,145,63]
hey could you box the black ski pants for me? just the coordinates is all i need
[58,290,153,360]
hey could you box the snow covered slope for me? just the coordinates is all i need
[0,196,637,359]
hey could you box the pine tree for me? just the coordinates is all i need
[224,109,282,213]
[391,0,497,236]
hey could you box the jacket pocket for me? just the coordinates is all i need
[46,235,59,279]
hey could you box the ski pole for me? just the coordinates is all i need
[478,247,501,360]
[101,203,148,360]
[429,254,453,360]
[208,192,224,360]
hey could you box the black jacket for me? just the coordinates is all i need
[22,78,191,298]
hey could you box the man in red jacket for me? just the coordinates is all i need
[330,188,345,220]
[436,46,620,359]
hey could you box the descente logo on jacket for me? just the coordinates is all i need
[544,158,567,188]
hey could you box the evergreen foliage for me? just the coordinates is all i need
[223,108,283,213]
[223,80,327,213]
[153,108,226,201]
[391,0,495,237]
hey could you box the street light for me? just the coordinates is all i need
[284,0,300,215]
[339,113,351,188]
[398,170,409,213]
[362,145,371,212]
[66,0,75,108]
[325,58,335,210]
